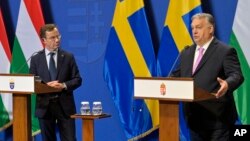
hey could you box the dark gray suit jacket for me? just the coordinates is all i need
[30,48,82,118]
[172,38,244,129]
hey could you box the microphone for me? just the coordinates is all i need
[167,45,190,77]
[14,50,43,73]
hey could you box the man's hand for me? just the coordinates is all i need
[47,80,65,90]
[215,77,228,98]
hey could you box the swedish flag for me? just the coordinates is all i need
[104,0,158,140]
[156,0,202,140]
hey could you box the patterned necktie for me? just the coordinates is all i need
[49,52,57,80]
[192,47,204,74]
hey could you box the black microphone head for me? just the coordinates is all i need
[31,50,44,58]
[184,45,190,49]
[14,50,44,73]
[36,49,44,54]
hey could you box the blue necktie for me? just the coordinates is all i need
[49,52,57,80]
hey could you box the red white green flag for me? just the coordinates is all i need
[0,9,13,131]
[10,0,45,135]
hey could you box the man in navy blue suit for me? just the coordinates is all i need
[172,13,244,141]
[30,24,82,141]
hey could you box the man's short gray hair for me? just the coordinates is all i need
[192,13,215,27]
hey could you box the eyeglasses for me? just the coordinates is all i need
[46,35,61,41]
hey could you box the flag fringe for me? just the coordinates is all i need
[32,129,41,136]
[0,121,13,132]
[128,125,159,141]
[0,121,41,136]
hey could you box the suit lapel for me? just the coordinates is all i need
[40,50,51,81]
[187,45,196,76]
[57,49,65,78]
[193,38,218,75]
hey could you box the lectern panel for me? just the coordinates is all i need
[134,78,194,100]
[0,75,34,93]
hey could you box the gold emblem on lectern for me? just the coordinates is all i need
[9,78,15,89]
[160,83,166,95]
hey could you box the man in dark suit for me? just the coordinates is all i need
[172,13,244,140]
[30,24,82,141]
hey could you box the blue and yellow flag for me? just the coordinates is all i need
[104,0,158,140]
[156,0,202,140]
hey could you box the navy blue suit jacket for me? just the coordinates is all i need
[30,48,82,118]
[172,38,244,129]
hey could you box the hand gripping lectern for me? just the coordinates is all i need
[134,77,215,141]
[0,74,60,141]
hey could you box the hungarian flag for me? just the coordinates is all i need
[0,9,12,131]
[229,0,250,125]
[10,0,45,135]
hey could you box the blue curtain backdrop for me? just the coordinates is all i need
[0,0,238,140]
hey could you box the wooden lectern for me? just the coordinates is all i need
[134,77,215,141]
[0,74,60,141]
[71,114,111,141]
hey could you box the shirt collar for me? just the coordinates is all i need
[45,48,58,56]
[196,36,214,52]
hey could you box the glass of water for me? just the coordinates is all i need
[80,101,91,115]
[92,101,102,115]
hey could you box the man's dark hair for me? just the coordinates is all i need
[39,24,57,38]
